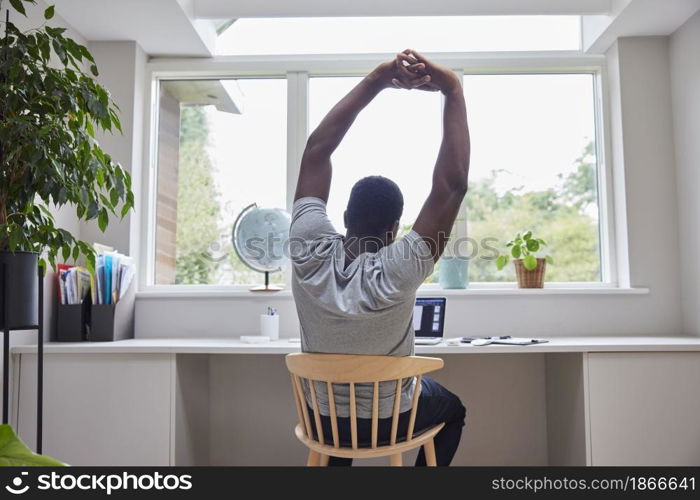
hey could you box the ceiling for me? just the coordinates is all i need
[582,0,700,52]
[53,0,217,57]
[52,0,700,57]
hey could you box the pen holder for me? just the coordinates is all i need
[56,297,91,342]
[89,281,135,342]
[260,314,279,341]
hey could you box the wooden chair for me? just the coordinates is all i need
[285,352,445,466]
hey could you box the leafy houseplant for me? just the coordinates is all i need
[495,231,553,288]
[0,0,133,328]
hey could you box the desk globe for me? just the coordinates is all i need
[232,203,291,292]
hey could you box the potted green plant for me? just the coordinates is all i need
[0,0,133,329]
[495,231,553,288]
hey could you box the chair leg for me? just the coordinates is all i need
[307,450,320,466]
[390,453,403,466]
[320,453,329,466]
[424,439,437,467]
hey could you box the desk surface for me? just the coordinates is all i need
[11,336,700,355]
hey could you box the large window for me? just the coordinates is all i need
[149,68,606,287]
[154,79,287,285]
[463,74,601,282]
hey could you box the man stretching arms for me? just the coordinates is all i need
[290,50,470,466]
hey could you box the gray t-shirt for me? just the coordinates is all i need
[290,197,434,418]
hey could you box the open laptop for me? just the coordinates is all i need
[413,297,447,345]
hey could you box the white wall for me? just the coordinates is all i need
[604,36,682,328]
[670,12,700,335]
[81,41,147,258]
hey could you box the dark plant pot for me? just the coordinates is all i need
[0,251,39,329]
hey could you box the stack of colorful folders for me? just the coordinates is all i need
[57,265,91,305]
[92,252,135,305]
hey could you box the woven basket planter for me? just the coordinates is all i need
[514,258,547,288]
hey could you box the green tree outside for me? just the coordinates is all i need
[466,140,601,282]
[174,107,221,284]
[175,106,283,286]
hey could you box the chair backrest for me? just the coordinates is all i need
[286,353,444,451]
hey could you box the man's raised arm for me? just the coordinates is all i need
[410,52,471,261]
[294,55,432,203]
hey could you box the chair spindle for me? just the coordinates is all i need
[349,382,358,449]
[407,375,422,441]
[308,379,324,445]
[293,375,313,439]
[327,381,340,448]
[371,381,379,448]
[390,378,403,446]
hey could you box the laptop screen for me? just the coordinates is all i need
[413,297,446,338]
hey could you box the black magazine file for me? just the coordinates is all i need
[88,280,135,342]
[56,296,90,342]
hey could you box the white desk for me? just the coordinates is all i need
[11,336,700,466]
[12,335,700,354]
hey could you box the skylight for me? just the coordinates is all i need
[216,16,582,55]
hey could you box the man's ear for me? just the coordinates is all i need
[388,220,400,242]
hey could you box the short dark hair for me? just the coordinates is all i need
[346,176,404,237]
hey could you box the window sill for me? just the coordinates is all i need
[418,286,649,296]
[136,285,649,300]
[137,288,295,299]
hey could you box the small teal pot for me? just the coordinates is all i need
[438,256,469,289]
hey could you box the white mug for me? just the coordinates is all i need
[260,314,279,340]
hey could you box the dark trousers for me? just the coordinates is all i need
[309,377,466,466]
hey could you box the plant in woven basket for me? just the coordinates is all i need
[495,231,553,288]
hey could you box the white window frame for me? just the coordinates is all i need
[138,51,618,295]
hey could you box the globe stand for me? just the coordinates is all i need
[250,271,283,293]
